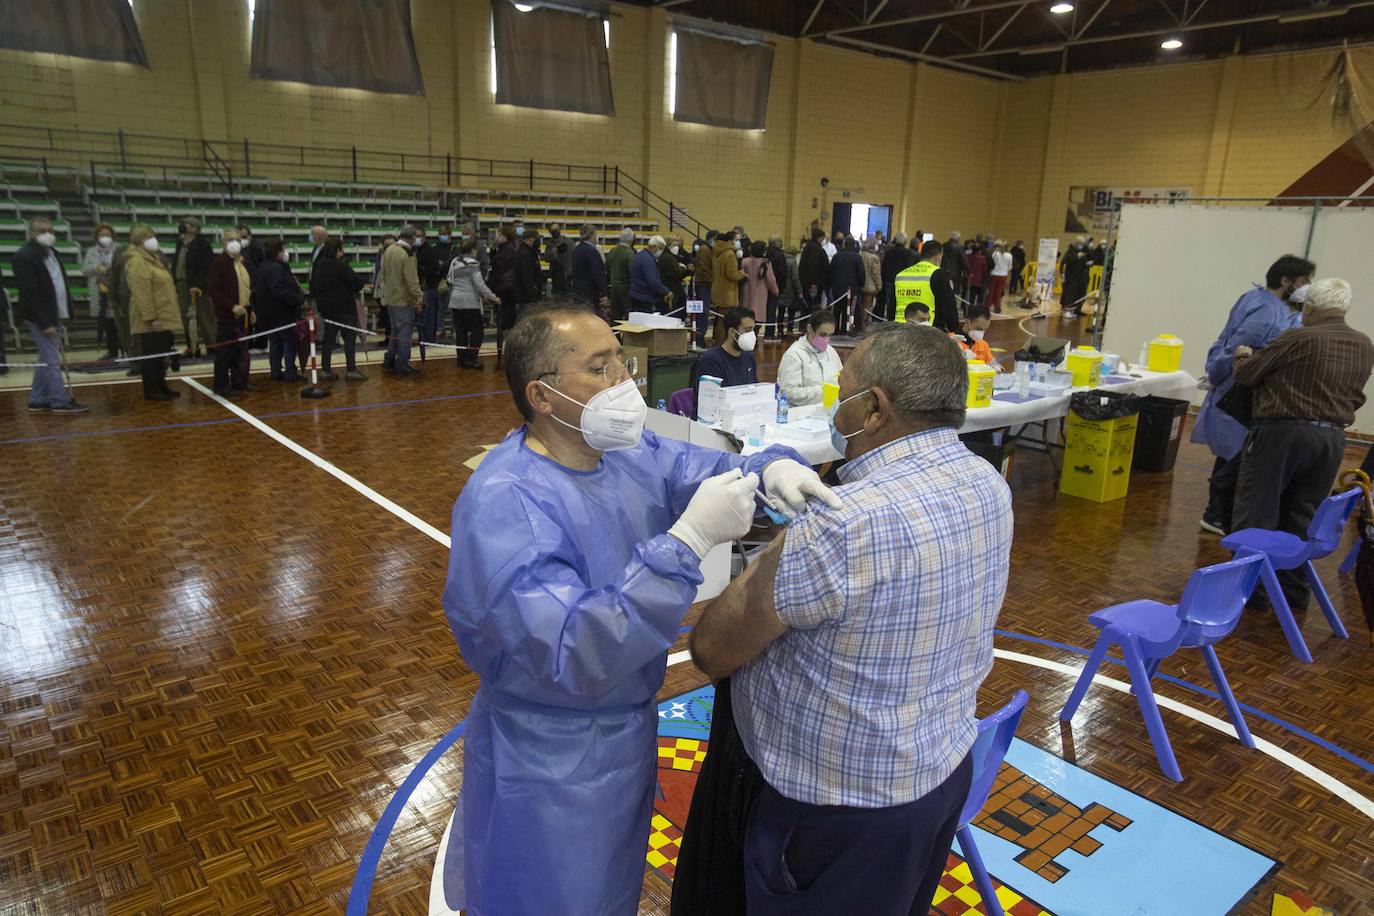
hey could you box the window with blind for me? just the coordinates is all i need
[672,28,772,131]
[491,0,614,116]
[250,0,424,95]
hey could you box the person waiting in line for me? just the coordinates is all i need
[126,224,182,403]
[657,235,690,318]
[514,229,545,314]
[1009,240,1027,296]
[1232,277,1374,610]
[691,306,759,419]
[763,236,788,340]
[313,238,368,382]
[740,240,778,328]
[896,240,959,333]
[859,236,881,335]
[489,224,520,346]
[988,240,1013,313]
[942,230,968,300]
[678,323,1012,915]
[710,231,746,324]
[370,232,396,340]
[83,223,120,360]
[255,236,307,383]
[570,223,609,318]
[418,226,454,345]
[828,238,865,335]
[447,238,499,369]
[880,232,915,321]
[629,235,673,314]
[441,303,835,916]
[777,308,843,406]
[779,243,803,338]
[1192,254,1313,536]
[11,216,88,413]
[691,230,718,348]
[237,224,265,277]
[1060,236,1091,315]
[206,228,253,397]
[171,217,214,359]
[606,227,636,322]
[799,228,831,318]
[965,240,987,310]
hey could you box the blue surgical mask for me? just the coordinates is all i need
[515,226,525,237]
[439,235,450,243]
[828,388,873,456]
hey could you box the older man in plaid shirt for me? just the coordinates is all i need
[685,323,1013,916]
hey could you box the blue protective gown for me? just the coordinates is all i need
[442,427,800,915]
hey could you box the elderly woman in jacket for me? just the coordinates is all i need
[125,224,182,402]
[206,228,252,396]
[777,308,843,406]
[253,236,306,382]
[447,238,499,368]
[710,230,746,349]
[312,238,367,381]
[83,222,120,360]
[740,240,778,325]
[860,236,881,335]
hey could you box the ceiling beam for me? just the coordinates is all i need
[980,1,1031,51]
[1073,0,1114,39]
[1183,0,1210,25]
[826,33,1025,80]
[945,0,1374,60]
[805,0,1039,38]
[865,0,893,23]
[802,0,829,35]
[1153,0,1181,25]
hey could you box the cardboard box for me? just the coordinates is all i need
[614,322,691,356]
[622,344,649,395]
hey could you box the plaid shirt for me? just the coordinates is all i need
[733,427,1013,807]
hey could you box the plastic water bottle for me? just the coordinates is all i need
[776,393,789,425]
[657,398,667,412]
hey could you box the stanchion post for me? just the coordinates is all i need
[300,311,330,399]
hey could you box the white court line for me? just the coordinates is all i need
[183,374,1374,823]
[183,377,452,548]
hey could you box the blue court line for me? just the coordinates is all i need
[995,627,1374,776]
[346,717,468,916]
[0,387,511,446]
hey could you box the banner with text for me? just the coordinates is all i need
[1066,186,1191,235]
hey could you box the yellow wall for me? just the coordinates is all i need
[0,0,1370,248]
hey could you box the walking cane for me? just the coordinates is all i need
[56,330,76,404]
[190,288,203,358]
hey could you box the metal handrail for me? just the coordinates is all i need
[613,169,710,241]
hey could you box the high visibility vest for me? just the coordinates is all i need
[893,259,938,324]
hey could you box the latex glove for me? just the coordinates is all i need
[763,458,842,515]
[669,468,760,560]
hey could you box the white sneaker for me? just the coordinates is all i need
[1199,518,1227,536]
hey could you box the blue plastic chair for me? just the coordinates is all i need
[1339,539,1360,575]
[953,690,1029,916]
[1059,554,1264,782]
[1219,488,1357,663]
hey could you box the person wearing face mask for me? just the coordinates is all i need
[10,217,87,413]
[895,240,958,332]
[125,224,182,402]
[690,307,758,418]
[740,240,778,327]
[570,223,609,316]
[206,229,254,396]
[172,217,214,359]
[777,308,843,406]
[629,235,672,314]
[441,303,836,916]
[710,231,746,319]
[683,323,1011,916]
[418,226,453,346]
[1060,235,1091,316]
[690,230,719,348]
[253,236,307,382]
[83,224,120,360]
[955,305,996,366]
[379,225,425,375]
[1191,254,1314,536]
[657,235,689,317]
[312,238,369,383]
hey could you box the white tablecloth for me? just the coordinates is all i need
[738,369,1199,465]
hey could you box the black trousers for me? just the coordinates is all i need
[138,330,174,398]
[321,321,357,371]
[452,309,484,367]
[1234,421,1346,608]
[1205,453,1242,532]
[212,320,243,391]
[744,754,972,916]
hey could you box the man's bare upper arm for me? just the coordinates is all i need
[689,533,787,678]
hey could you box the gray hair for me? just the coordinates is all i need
[768,234,782,247]
[1306,277,1352,313]
[619,227,636,244]
[505,302,596,421]
[648,235,666,250]
[580,224,598,241]
[949,231,961,241]
[854,323,967,429]
[398,224,417,240]
[892,232,908,246]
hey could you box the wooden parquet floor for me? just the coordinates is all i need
[2,315,1372,915]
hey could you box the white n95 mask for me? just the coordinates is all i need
[545,377,647,452]
[737,330,757,352]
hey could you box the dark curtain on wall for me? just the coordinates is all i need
[0,0,148,65]
[674,29,772,130]
[251,0,424,95]
[492,0,613,116]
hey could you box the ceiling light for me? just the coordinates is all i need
[514,3,535,11]
[1050,3,1074,13]
[1160,38,1182,50]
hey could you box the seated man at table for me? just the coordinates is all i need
[690,306,759,419]
[911,302,932,326]
[953,304,997,367]
[673,323,1014,916]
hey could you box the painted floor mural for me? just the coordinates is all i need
[652,686,1277,916]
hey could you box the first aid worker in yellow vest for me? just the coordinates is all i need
[893,240,959,332]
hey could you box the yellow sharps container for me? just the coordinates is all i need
[1147,334,1184,372]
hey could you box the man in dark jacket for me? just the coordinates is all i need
[489,225,520,348]
[418,227,455,346]
[828,238,865,335]
[514,231,544,309]
[942,231,967,300]
[570,224,608,315]
[1061,236,1091,315]
[172,217,214,358]
[237,225,265,279]
[1009,240,1027,295]
[546,223,572,296]
[881,233,916,321]
[11,217,87,412]
[798,228,830,317]
[764,235,788,340]
[253,236,307,382]
[658,236,690,319]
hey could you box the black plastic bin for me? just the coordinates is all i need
[960,427,1016,479]
[1133,396,1189,471]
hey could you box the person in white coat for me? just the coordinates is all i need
[777,308,844,406]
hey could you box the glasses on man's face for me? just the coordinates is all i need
[539,356,638,385]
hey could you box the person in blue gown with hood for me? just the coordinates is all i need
[442,303,839,915]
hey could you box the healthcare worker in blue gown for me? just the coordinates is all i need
[442,304,840,915]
